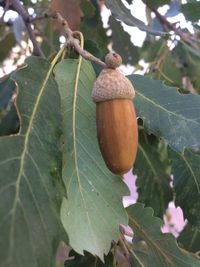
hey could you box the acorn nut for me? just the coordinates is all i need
[92,52,138,175]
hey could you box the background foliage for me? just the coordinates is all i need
[0,0,200,266]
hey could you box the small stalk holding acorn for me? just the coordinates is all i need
[92,52,138,175]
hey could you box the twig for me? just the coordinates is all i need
[9,0,45,57]
[29,13,53,23]
[48,11,106,68]
[29,11,106,67]
[2,2,106,66]
[151,8,199,50]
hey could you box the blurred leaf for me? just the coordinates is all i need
[129,74,200,152]
[178,223,200,253]
[109,17,139,65]
[142,0,170,8]
[0,32,16,62]
[181,2,200,22]
[64,250,113,267]
[40,20,60,57]
[54,59,128,260]
[140,39,165,62]
[0,77,16,111]
[0,24,13,37]
[159,54,182,86]
[0,77,19,135]
[105,0,165,35]
[80,0,95,18]
[0,105,19,136]
[127,203,200,266]
[182,42,200,59]
[151,53,182,87]
[83,39,103,75]
[169,148,200,228]
[80,0,108,59]
[173,43,200,92]
[134,131,173,217]
[0,57,66,267]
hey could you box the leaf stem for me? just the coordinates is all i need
[51,45,66,68]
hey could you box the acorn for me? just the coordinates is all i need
[92,52,138,175]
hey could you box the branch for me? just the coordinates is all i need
[47,11,106,68]
[9,0,45,57]
[29,13,53,23]
[152,8,199,50]
[3,3,106,67]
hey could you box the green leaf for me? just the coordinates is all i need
[40,20,60,57]
[178,223,200,253]
[80,0,96,18]
[0,78,16,111]
[181,2,200,22]
[129,74,200,152]
[169,148,200,228]
[104,0,165,35]
[0,77,17,130]
[54,59,128,260]
[0,33,16,62]
[80,0,108,60]
[151,53,182,87]
[0,57,66,267]
[64,250,113,267]
[173,43,200,92]
[109,17,140,65]
[127,203,200,267]
[0,105,19,136]
[134,131,173,217]
[159,54,182,86]
[140,39,166,62]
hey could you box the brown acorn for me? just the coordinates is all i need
[92,52,138,175]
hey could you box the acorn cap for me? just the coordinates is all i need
[92,68,135,103]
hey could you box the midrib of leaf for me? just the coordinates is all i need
[181,155,200,193]
[129,216,175,266]
[136,91,199,126]
[8,62,56,260]
[137,144,164,199]
[71,56,97,246]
